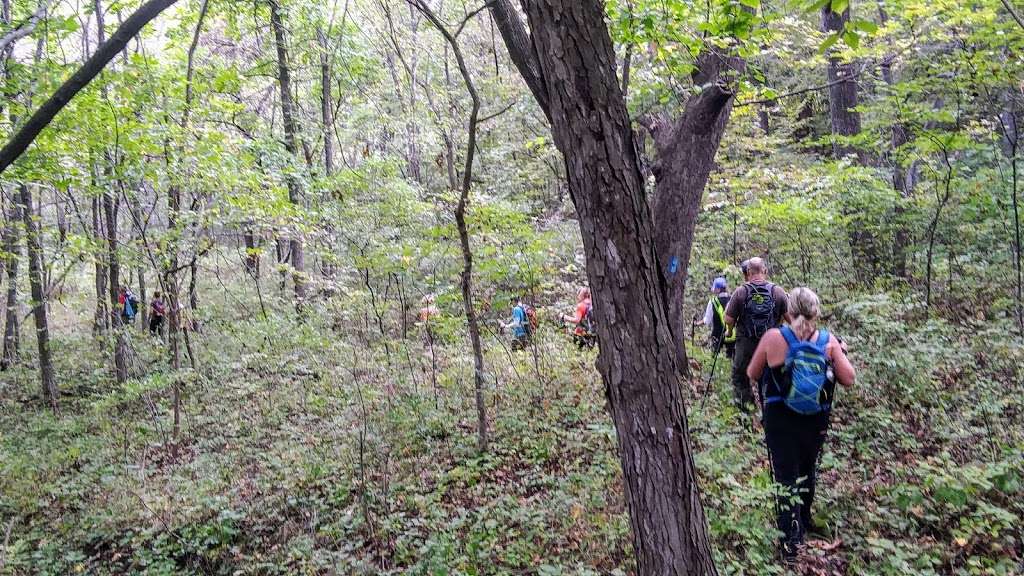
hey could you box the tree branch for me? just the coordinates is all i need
[487,0,550,121]
[735,62,870,107]
[0,0,51,54]
[1002,0,1024,30]
[0,0,180,175]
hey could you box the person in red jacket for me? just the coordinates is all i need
[562,287,595,348]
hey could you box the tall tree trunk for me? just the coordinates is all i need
[19,184,57,410]
[822,1,878,275]
[998,101,1023,334]
[2,196,20,368]
[413,0,487,453]
[647,56,738,365]
[317,26,337,281]
[821,4,862,158]
[92,195,109,332]
[104,188,129,382]
[318,27,335,175]
[879,5,913,279]
[268,0,307,309]
[490,1,718,573]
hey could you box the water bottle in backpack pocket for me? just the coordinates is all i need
[770,326,835,415]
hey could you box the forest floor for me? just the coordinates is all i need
[1,266,1023,575]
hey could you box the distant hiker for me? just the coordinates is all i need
[503,296,536,350]
[149,292,166,335]
[563,287,595,348]
[699,277,736,358]
[118,285,139,324]
[417,294,439,324]
[724,257,788,412]
[747,287,856,563]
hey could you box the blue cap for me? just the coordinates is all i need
[712,277,727,290]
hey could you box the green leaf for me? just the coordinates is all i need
[842,29,860,49]
[830,0,849,14]
[818,32,841,54]
[851,19,879,34]
[739,0,761,9]
[805,0,832,12]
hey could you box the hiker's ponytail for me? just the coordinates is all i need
[789,287,821,339]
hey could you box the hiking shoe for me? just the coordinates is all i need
[779,541,799,565]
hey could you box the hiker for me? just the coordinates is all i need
[724,257,788,412]
[417,294,439,324]
[747,287,856,562]
[118,285,139,325]
[149,292,166,335]
[699,277,736,358]
[503,296,535,350]
[563,287,595,348]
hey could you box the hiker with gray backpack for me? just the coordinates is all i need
[746,287,856,563]
[724,257,789,413]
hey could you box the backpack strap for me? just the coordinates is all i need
[779,325,799,347]
[815,328,830,350]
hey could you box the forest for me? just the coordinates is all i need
[0,0,1023,573]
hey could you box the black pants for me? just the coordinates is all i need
[764,405,831,547]
[150,315,164,335]
[731,337,757,410]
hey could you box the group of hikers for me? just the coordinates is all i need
[699,256,856,562]
[116,285,168,335]
[429,256,853,563]
[502,286,596,350]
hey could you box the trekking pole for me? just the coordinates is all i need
[697,339,723,414]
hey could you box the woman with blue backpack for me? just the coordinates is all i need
[746,287,856,563]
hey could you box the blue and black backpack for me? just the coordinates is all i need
[766,325,834,415]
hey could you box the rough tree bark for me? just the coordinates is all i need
[489,1,718,573]
[645,52,741,362]
[268,0,307,308]
[104,189,129,382]
[821,4,862,158]
[19,183,57,410]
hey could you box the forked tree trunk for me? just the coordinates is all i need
[19,183,57,410]
[268,0,307,309]
[415,0,487,453]
[491,1,718,573]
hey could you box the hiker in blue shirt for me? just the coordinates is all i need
[503,296,534,350]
